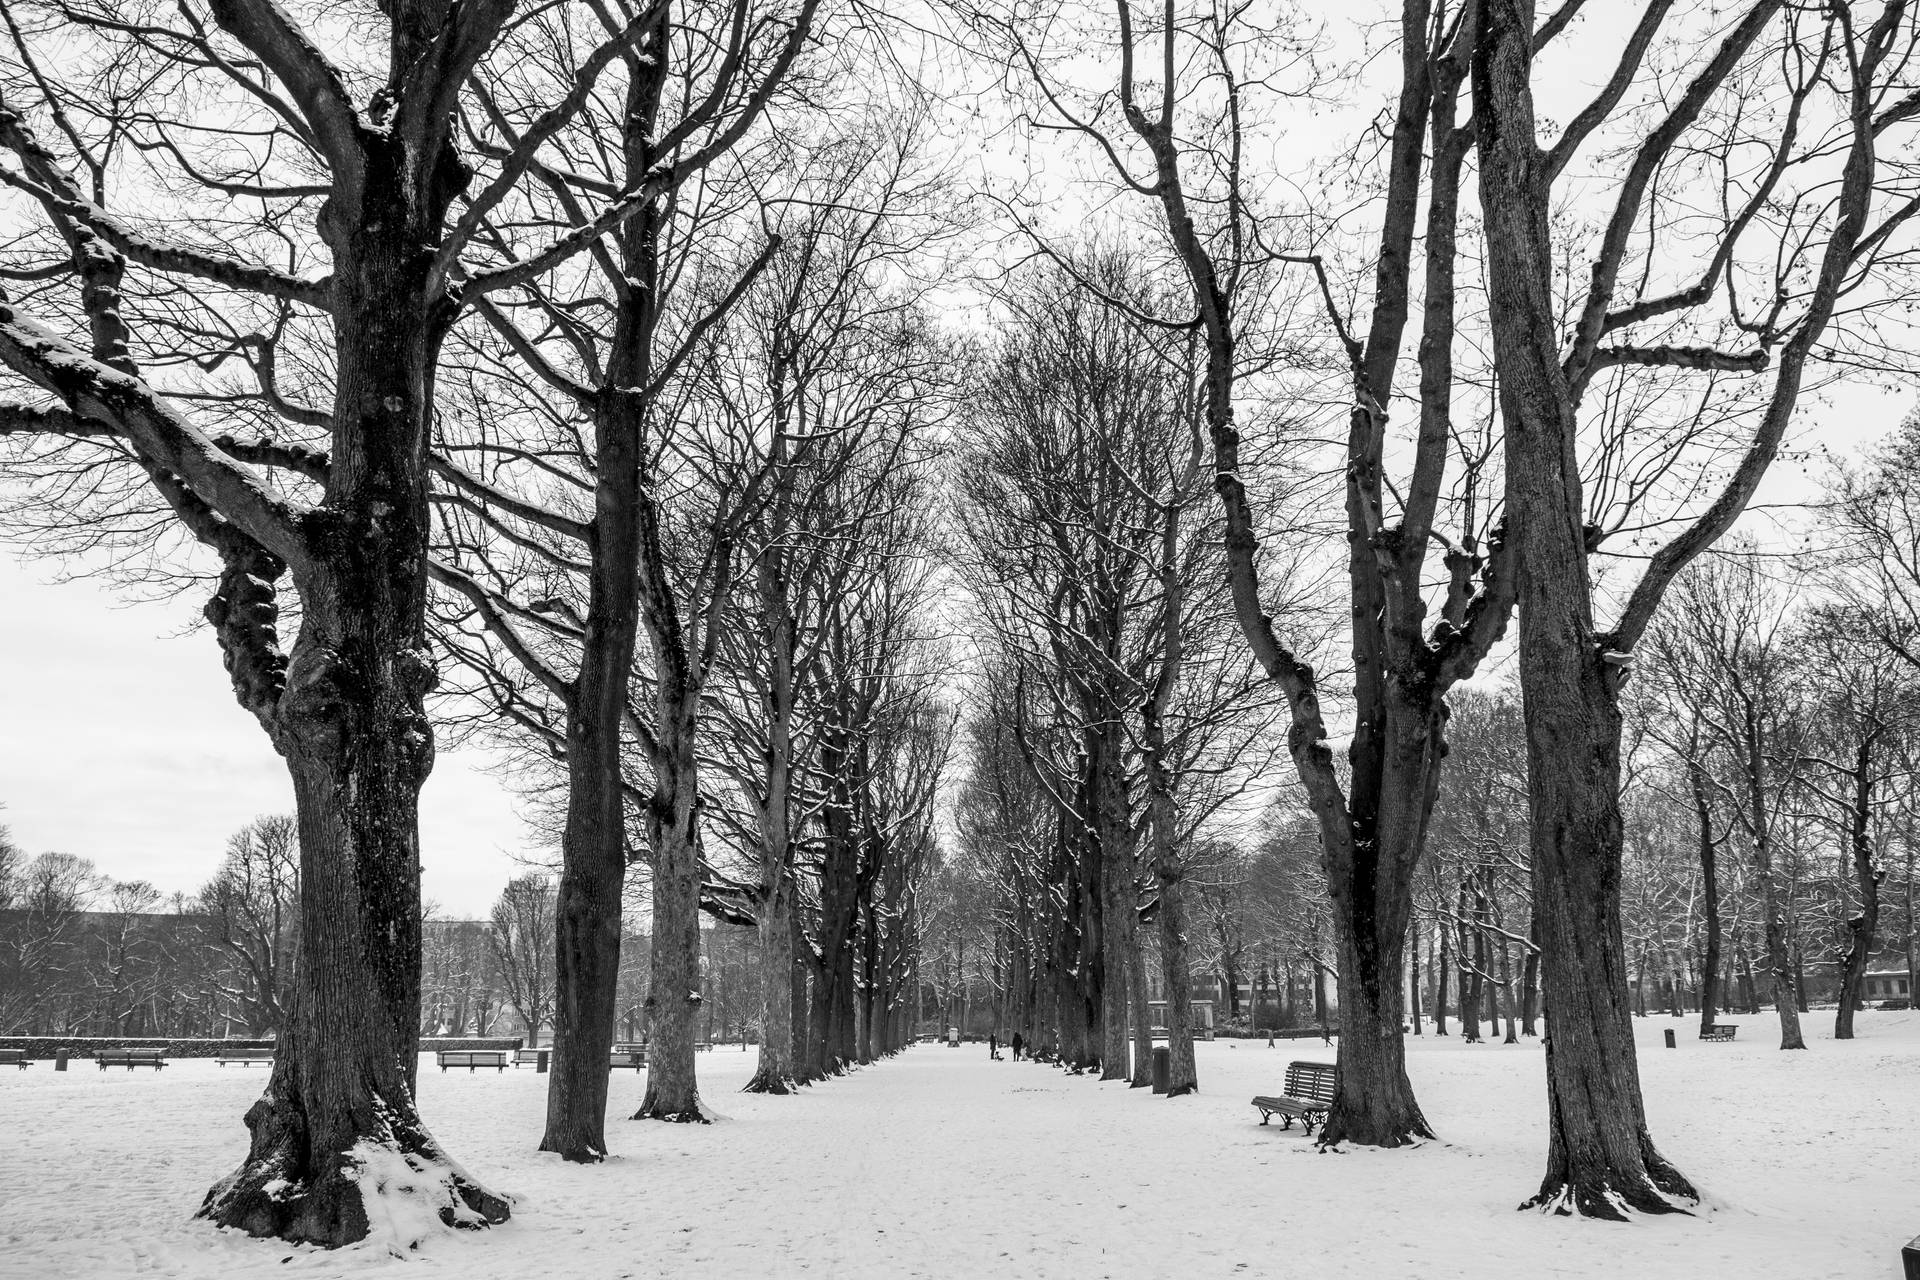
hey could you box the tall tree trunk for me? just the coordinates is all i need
[1409,923,1423,1034]
[636,742,707,1121]
[1835,740,1883,1040]
[1154,865,1199,1096]
[746,872,797,1093]
[199,192,507,1238]
[1521,920,1540,1036]
[1692,762,1721,1035]
[539,209,658,1159]
[1473,0,1697,1215]
[1128,932,1153,1087]
[1499,936,1518,1044]
[1757,862,1806,1049]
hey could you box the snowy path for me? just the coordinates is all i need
[2,1013,1916,1278]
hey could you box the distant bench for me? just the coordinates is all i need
[96,1048,167,1070]
[0,1048,30,1069]
[1251,1060,1337,1133]
[215,1047,274,1067]
[513,1048,545,1068]
[610,1047,647,1070]
[436,1049,510,1072]
[1700,1024,1738,1042]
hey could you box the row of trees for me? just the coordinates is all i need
[948,0,1920,1220]
[0,0,952,1241]
[7,0,1920,1248]
[0,820,786,1047]
[0,817,299,1039]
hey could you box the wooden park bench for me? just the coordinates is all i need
[609,1047,647,1070]
[513,1048,547,1068]
[695,1040,713,1053]
[1700,1024,1738,1042]
[0,1048,31,1069]
[1251,1060,1338,1133]
[96,1047,167,1070]
[436,1049,510,1072]
[215,1046,274,1067]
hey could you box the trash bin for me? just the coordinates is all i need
[1151,1046,1170,1095]
[537,1049,550,1073]
[54,1049,67,1072]
[1663,1029,1676,1050]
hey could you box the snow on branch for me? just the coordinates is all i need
[0,299,310,565]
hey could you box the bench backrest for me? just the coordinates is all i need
[100,1048,165,1059]
[1284,1060,1338,1104]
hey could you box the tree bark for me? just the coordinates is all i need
[539,33,672,1161]
[196,84,511,1236]
[745,872,797,1093]
[1691,761,1722,1035]
[635,737,707,1122]
[1473,0,1697,1216]
[1834,739,1883,1040]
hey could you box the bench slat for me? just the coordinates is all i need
[1253,1061,1338,1132]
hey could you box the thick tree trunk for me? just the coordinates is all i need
[1758,867,1807,1050]
[1155,862,1199,1097]
[1474,0,1697,1216]
[545,68,668,1151]
[636,756,706,1122]
[745,874,796,1093]
[542,822,624,1158]
[1693,764,1721,1035]
[1128,934,1153,1087]
[1835,745,1882,1040]
[1092,723,1133,1082]
[202,755,507,1242]
[540,373,646,1156]
[1321,934,1425,1145]
[200,231,506,1242]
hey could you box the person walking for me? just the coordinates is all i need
[988,1032,999,1060]
[1010,1031,1024,1061]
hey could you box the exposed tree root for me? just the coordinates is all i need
[200,1095,509,1248]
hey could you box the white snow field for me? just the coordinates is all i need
[1,1012,1915,1279]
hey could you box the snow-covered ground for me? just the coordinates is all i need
[1,1012,1914,1279]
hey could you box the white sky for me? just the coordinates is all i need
[0,557,533,917]
[3,2,1916,920]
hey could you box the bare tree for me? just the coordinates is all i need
[422,0,825,1155]
[198,814,300,1038]
[1789,606,1919,1038]
[489,875,558,1047]
[974,0,1524,1145]
[0,0,682,1235]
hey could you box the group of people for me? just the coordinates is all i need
[986,1032,1028,1061]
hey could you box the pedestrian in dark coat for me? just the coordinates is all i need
[1011,1031,1024,1061]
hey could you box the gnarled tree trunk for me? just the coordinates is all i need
[203,240,508,1241]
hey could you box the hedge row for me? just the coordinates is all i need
[0,1035,523,1058]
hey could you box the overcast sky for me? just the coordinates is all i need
[0,557,534,917]
[3,2,1916,925]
